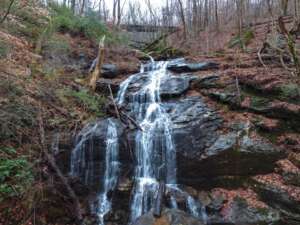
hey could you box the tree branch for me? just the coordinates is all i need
[0,0,15,24]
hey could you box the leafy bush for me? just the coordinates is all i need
[0,147,33,202]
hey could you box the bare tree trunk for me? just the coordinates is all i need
[204,0,209,27]
[71,0,76,14]
[236,0,244,36]
[281,0,289,16]
[79,0,86,16]
[117,0,121,26]
[215,0,219,31]
[112,0,117,25]
[177,0,187,40]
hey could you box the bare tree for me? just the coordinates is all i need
[177,0,187,40]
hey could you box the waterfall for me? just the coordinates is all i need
[124,62,177,222]
[70,119,120,225]
[95,119,120,225]
[71,59,208,225]
[116,61,207,224]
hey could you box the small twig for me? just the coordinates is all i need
[108,84,121,120]
[0,0,15,24]
[235,76,242,105]
[257,43,268,69]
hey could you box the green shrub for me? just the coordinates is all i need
[0,147,33,202]
[57,88,106,117]
[228,29,255,49]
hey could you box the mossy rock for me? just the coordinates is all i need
[279,83,300,104]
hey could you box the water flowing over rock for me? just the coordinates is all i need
[70,59,287,225]
[70,118,128,189]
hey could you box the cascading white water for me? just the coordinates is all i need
[96,119,120,225]
[127,62,177,222]
[70,119,120,225]
[71,123,100,185]
[71,59,208,225]
[116,60,207,224]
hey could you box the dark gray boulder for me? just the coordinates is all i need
[160,76,193,99]
[123,74,195,101]
[176,132,285,187]
[193,74,220,89]
[167,62,219,73]
[102,64,119,78]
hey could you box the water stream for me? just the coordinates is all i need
[71,59,208,225]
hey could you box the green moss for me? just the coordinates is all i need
[279,83,300,102]
[250,96,269,109]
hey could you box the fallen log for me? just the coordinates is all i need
[89,36,105,91]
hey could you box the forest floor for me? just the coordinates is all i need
[0,3,300,225]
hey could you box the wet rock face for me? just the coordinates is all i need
[160,75,194,99]
[70,118,130,190]
[132,209,205,225]
[177,133,285,187]
[163,96,222,158]
[121,73,195,101]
